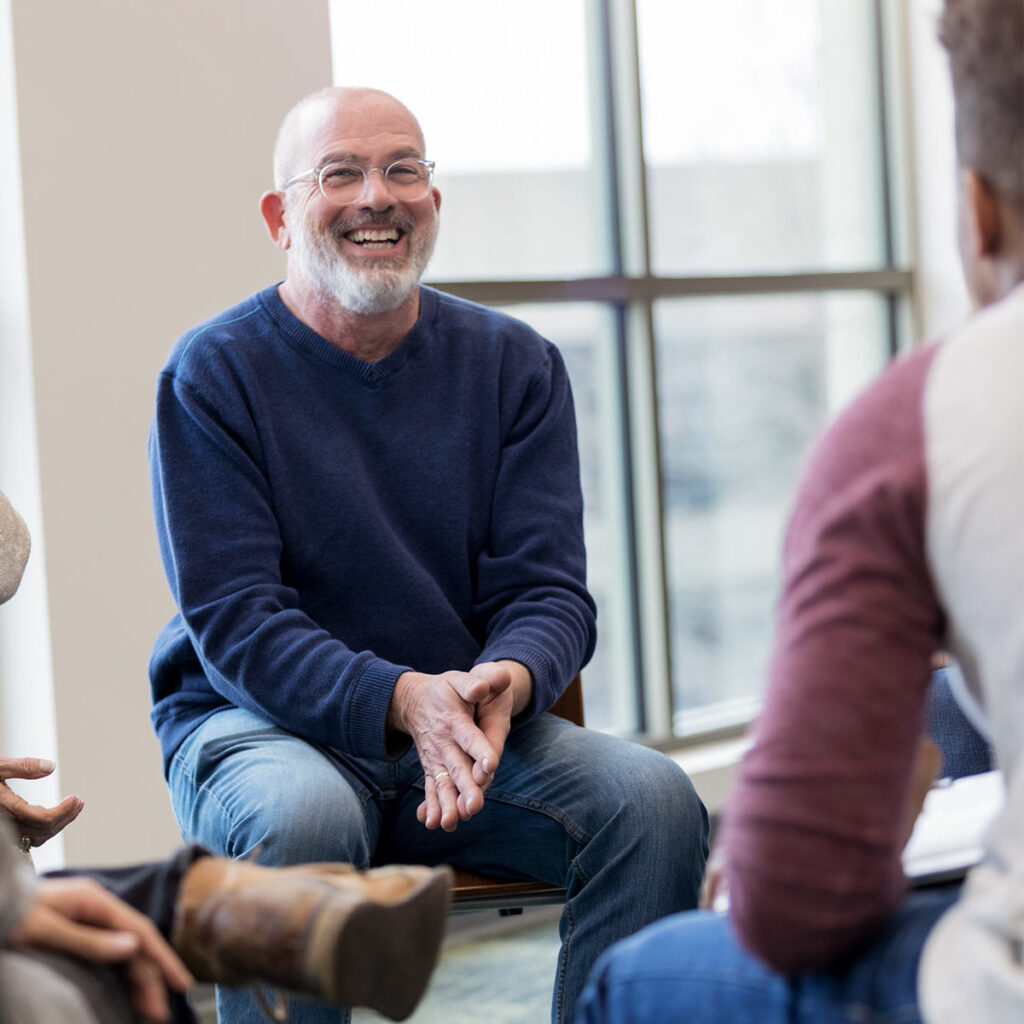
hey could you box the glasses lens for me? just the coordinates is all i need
[318,163,367,205]
[317,161,432,206]
[382,160,432,200]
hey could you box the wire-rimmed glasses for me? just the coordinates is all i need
[282,159,435,206]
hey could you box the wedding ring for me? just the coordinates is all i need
[433,770,451,786]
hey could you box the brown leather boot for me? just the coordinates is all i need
[172,858,452,1021]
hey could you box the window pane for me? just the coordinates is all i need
[638,0,886,274]
[497,303,636,734]
[329,0,607,279]
[655,293,891,733]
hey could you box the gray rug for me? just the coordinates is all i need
[193,906,562,1023]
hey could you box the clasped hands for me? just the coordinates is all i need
[389,660,529,833]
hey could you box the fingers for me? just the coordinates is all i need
[419,774,443,830]
[699,865,725,910]
[898,736,944,850]
[445,671,500,706]
[398,668,516,831]
[75,887,192,992]
[474,700,512,767]
[471,760,495,788]
[0,754,83,847]
[25,903,143,961]
[0,756,55,781]
[699,848,728,911]
[125,950,173,1023]
[39,912,174,1023]
[462,662,512,696]
[36,794,86,839]
[916,736,943,786]
[427,678,512,811]
[17,907,176,1023]
[420,770,464,832]
[18,880,193,991]
[0,790,85,845]
[448,713,501,779]
[422,758,480,831]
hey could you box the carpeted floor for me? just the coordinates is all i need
[193,906,562,1023]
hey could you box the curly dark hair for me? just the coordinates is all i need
[939,0,1024,210]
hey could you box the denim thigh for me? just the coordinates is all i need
[383,714,709,1024]
[577,885,962,1024]
[168,707,380,868]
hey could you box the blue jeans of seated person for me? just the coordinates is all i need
[926,667,993,779]
[168,707,709,1024]
[576,883,962,1024]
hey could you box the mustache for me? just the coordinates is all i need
[329,210,417,240]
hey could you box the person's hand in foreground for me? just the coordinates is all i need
[7,876,194,1023]
[698,734,944,914]
[0,756,83,848]
[898,735,943,850]
[699,845,728,912]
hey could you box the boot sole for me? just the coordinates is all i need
[308,866,453,1021]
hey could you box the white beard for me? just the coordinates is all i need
[289,209,438,316]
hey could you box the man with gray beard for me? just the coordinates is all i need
[147,87,709,1024]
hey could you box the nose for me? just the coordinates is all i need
[355,167,394,210]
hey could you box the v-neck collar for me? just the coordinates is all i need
[260,284,438,387]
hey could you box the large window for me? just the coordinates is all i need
[330,0,910,740]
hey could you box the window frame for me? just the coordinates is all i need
[427,0,911,747]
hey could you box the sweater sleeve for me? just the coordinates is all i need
[723,346,946,974]
[0,821,37,946]
[473,341,597,720]
[150,365,408,760]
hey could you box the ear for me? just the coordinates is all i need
[430,186,441,215]
[259,190,291,250]
[963,169,1001,258]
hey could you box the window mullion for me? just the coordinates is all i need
[603,0,673,738]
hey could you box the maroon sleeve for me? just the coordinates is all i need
[723,344,946,974]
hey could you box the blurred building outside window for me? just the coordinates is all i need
[329,0,909,742]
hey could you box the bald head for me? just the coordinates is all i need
[272,87,426,190]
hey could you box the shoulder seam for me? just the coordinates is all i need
[180,303,265,360]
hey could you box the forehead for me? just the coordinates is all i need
[297,92,426,166]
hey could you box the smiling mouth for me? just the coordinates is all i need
[344,227,403,249]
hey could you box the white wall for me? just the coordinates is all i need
[0,0,62,869]
[905,0,972,338]
[2,0,332,865]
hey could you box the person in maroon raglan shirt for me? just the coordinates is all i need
[578,1,1024,1021]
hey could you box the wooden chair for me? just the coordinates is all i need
[449,674,584,914]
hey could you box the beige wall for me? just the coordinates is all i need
[3,0,331,865]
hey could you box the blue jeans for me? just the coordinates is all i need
[577,883,962,1024]
[168,708,709,1024]
[926,668,993,779]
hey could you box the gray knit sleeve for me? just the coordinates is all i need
[0,489,31,605]
[0,819,37,945]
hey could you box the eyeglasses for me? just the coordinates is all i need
[281,159,436,206]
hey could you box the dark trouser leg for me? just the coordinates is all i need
[46,844,209,938]
[43,846,209,1024]
[927,668,993,779]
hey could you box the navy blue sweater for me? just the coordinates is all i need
[148,284,596,771]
